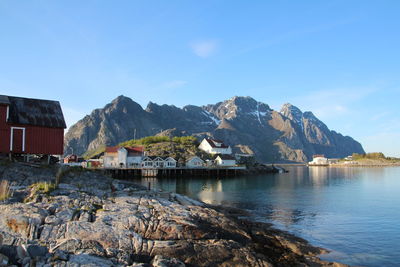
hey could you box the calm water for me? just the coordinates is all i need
[130,166,400,266]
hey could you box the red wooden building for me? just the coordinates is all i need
[0,95,66,155]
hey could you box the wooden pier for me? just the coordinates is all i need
[103,167,247,179]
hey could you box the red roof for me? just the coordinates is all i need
[126,146,144,153]
[105,146,144,153]
[105,146,119,153]
[205,138,229,148]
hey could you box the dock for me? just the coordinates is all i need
[103,167,247,179]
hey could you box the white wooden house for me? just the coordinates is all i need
[186,156,204,168]
[308,155,329,166]
[164,157,177,168]
[141,156,154,168]
[141,156,177,169]
[215,154,236,167]
[198,138,232,155]
[103,146,144,168]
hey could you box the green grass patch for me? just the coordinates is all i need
[0,180,11,201]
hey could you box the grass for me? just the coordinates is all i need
[32,182,56,194]
[24,182,56,203]
[0,180,11,201]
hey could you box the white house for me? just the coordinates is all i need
[141,156,177,169]
[141,156,154,169]
[186,156,204,168]
[198,138,232,155]
[103,146,144,168]
[215,154,236,167]
[308,155,329,166]
[164,157,177,168]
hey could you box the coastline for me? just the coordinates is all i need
[0,162,347,266]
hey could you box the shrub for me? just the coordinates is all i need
[0,180,11,201]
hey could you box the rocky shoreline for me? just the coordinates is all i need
[0,162,347,267]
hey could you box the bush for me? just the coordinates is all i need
[172,136,198,145]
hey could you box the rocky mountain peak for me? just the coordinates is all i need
[280,103,303,120]
[106,95,143,114]
[207,96,271,120]
[64,95,365,162]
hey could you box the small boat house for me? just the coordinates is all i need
[0,95,66,156]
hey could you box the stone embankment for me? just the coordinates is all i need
[0,162,347,266]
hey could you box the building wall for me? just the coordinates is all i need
[104,154,118,167]
[216,158,236,166]
[187,158,204,168]
[310,157,328,165]
[141,160,154,168]
[126,156,142,167]
[164,159,176,168]
[198,139,232,155]
[118,148,128,167]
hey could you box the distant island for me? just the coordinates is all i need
[337,152,400,166]
[308,152,400,167]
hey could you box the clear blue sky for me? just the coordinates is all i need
[1,1,399,157]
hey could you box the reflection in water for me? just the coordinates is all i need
[128,167,400,267]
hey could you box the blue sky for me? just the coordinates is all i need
[1,0,399,157]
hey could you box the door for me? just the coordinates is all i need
[11,128,24,153]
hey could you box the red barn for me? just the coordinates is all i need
[0,95,66,155]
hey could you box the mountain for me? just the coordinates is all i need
[64,95,365,162]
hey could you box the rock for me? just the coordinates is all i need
[45,215,61,225]
[151,255,185,267]
[51,250,69,261]
[57,183,79,191]
[21,257,31,266]
[16,245,28,260]
[26,244,48,258]
[0,253,9,266]
[0,162,346,267]
[66,254,115,267]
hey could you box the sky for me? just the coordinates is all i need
[0,0,399,157]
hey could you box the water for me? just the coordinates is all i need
[130,166,400,266]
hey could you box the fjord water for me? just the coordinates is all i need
[132,166,400,266]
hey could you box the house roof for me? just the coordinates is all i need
[216,154,236,160]
[1,95,66,128]
[187,156,204,162]
[0,95,10,105]
[105,146,119,153]
[204,138,229,148]
[143,156,176,161]
[126,146,144,153]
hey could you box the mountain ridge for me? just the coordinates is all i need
[64,95,365,162]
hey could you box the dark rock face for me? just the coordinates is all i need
[64,95,365,162]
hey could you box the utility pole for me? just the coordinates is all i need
[134,129,136,140]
